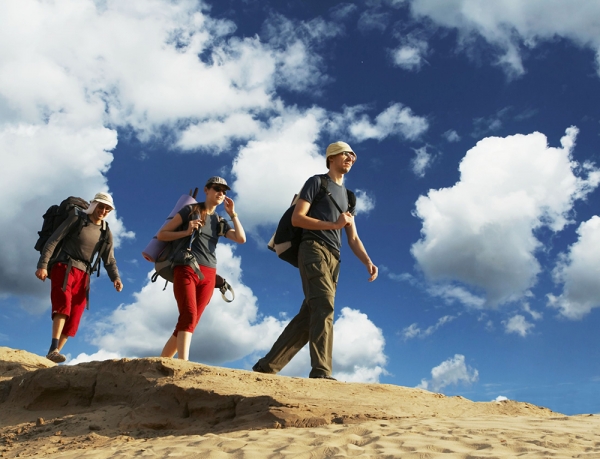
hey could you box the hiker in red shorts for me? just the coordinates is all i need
[35,192,123,363]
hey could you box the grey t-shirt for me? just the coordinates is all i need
[300,174,354,252]
[178,205,232,268]
[37,210,120,281]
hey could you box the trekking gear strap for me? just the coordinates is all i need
[215,275,235,303]
[90,221,108,278]
[85,274,91,310]
[62,258,73,292]
[219,280,235,303]
[320,175,346,215]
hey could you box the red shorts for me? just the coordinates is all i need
[50,263,89,337]
[172,265,216,335]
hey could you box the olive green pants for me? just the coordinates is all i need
[257,240,340,377]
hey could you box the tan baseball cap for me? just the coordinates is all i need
[92,192,115,209]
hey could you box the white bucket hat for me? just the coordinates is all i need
[92,192,115,210]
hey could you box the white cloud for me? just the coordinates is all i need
[353,189,376,215]
[427,284,485,309]
[411,127,600,308]
[417,354,479,393]
[230,107,328,230]
[347,103,429,142]
[443,129,461,142]
[471,108,510,138]
[503,314,534,337]
[494,395,509,402]
[261,14,340,94]
[402,323,421,340]
[177,113,263,152]
[330,4,358,22]
[401,314,456,340]
[357,10,390,34]
[548,216,600,319]
[522,302,542,321]
[67,349,122,366]
[390,37,429,71]
[387,271,417,284]
[331,307,388,383]
[407,0,600,77]
[411,146,433,178]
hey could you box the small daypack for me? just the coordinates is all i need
[267,174,356,267]
[35,196,109,278]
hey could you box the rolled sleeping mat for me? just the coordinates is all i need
[142,194,198,262]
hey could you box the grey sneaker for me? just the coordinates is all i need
[46,350,66,363]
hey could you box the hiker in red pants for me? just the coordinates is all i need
[157,177,246,361]
[35,192,123,363]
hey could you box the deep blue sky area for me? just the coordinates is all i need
[2,0,600,416]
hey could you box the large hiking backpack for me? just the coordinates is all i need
[146,191,235,302]
[34,197,89,252]
[267,174,356,267]
[35,196,109,278]
[150,214,228,282]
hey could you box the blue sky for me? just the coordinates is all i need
[2,0,600,415]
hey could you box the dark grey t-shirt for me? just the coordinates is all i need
[178,204,232,268]
[300,174,354,252]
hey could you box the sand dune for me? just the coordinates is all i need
[1,346,599,458]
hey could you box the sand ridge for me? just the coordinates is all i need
[1,347,599,458]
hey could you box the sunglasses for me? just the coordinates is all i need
[339,151,356,162]
[211,186,228,194]
[96,203,113,213]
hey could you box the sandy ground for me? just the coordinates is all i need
[1,346,599,458]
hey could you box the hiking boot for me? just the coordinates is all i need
[252,362,269,373]
[309,374,337,381]
[46,350,66,363]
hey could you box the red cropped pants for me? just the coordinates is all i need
[172,265,216,336]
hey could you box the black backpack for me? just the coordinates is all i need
[267,174,356,267]
[35,196,109,277]
[34,197,89,252]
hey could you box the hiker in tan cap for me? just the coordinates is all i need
[253,141,378,380]
[35,192,123,363]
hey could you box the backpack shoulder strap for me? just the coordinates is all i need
[317,174,345,214]
[346,189,356,213]
[90,220,110,277]
[315,174,329,202]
